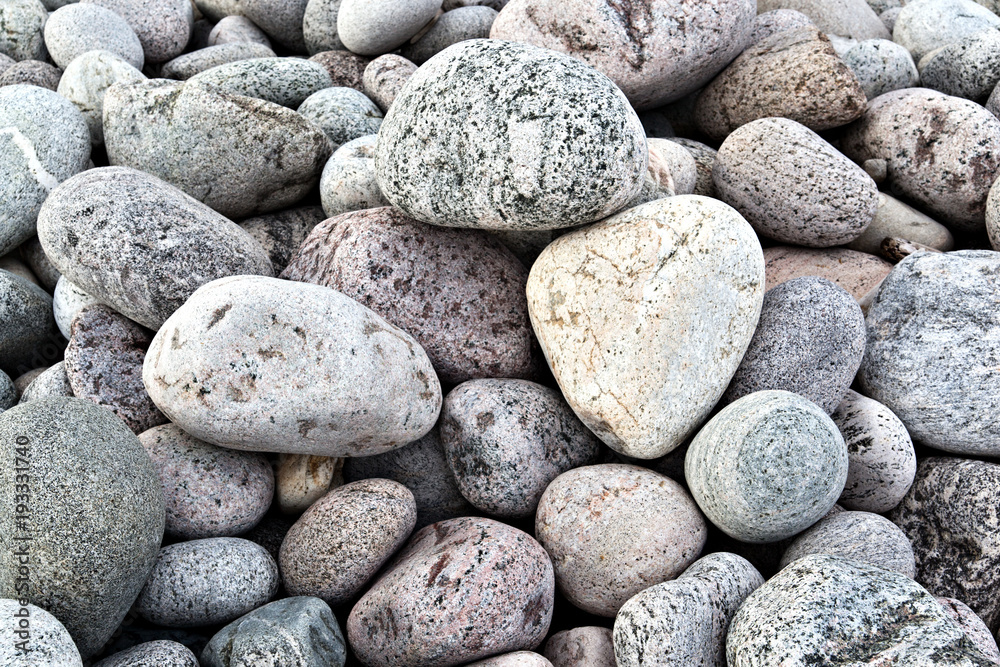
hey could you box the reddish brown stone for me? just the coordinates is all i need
[308,49,370,91]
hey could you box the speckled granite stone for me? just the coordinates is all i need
[209,16,272,48]
[80,0,193,63]
[296,86,382,147]
[763,246,892,301]
[43,4,144,70]
[0,600,82,666]
[0,270,59,377]
[282,206,536,384]
[188,57,331,108]
[308,49,369,90]
[93,640,199,667]
[201,597,346,667]
[0,398,165,659]
[302,0,343,53]
[242,0,308,51]
[726,555,997,665]
[0,370,15,412]
[748,8,814,44]
[0,59,62,90]
[401,6,497,64]
[160,43,276,80]
[544,627,616,667]
[536,464,707,617]
[319,135,388,216]
[919,29,1000,103]
[17,361,72,403]
[37,166,273,330]
[988,177,1000,250]
[440,378,601,519]
[0,0,49,62]
[375,40,646,231]
[136,538,279,628]
[668,138,717,198]
[466,653,553,667]
[686,390,848,543]
[780,511,915,576]
[18,235,60,291]
[759,0,889,39]
[847,193,954,255]
[893,0,1000,61]
[843,39,918,99]
[57,50,146,145]
[275,453,342,514]
[140,423,273,538]
[337,0,441,56]
[527,196,764,459]
[238,206,325,274]
[361,53,415,112]
[613,552,764,667]
[937,598,1000,663]
[143,275,441,457]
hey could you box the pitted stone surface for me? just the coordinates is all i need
[188,57,333,108]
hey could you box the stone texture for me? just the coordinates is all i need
[0,0,48,62]
[989,176,1000,251]
[938,598,1000,664]
[238,206,325,274]
[467,653,553,667]
[526,195,764,459]
[19,235,61,291]
[302,0,343,53]
[536,464,707,617]
[319,135,388,217]
[143,275,442,457]
[401,6,497,64]
[843,38,918,100]
[188,57,332,108]
[0,253,37,287]
[0,270,59,377]
[337,0,442,56]
[848,192,954,254]
[362,53,416,112]
[12,368,44,398]
[670,138,717,198]
[0,600,82,666]
[160,43,276,80]
[631,138,697,205]
[0,370,15,412]
[17,361,72,403]
[0,59,62,90]
[209,16,272,48]
[275,453,341,514]
[309,49,370,90]
[296,86,382,147]
[763,245,892,301]
[93,640,199,667]
[758,0,890,39]
[43,4,144,70]
[544,627,616,667]
[780,510,916,576]
[56,50,146,145]
[80,0,193,63]
[748,8,814,44]
[375,40,646,231]
[242,0,308,51]
[893,0,1000,61]
[918,29,1000,102]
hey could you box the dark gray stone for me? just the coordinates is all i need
[296,86,382,148]
[0,270,59,378]
[93,640,199,667]
[18,235,60,291]
[918,28,1000,102]
[238,206,325,274]
[0,59,62,90]
[188,57,332,108]
[780,510,916,576]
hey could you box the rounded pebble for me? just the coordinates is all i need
[93,640,199,667]
[401,6,497,64]
[310,48,370,90]
[56,50,146,145]
[0,0,48,62]
[763,245,892,301]
[843,38,918,100]
[0,269,59,377]
[847,192,954,254]
[318,135,389,216]
[467,653,553,667]
[187,57,333,108]
[208,15,273,48]
[544,627,616,667]
[43,4,144,70]
[893,0,1000,61]
[238,206,325,274]
[361,53,415,112]
[337,0,442,56]
[0,600,82,666]
[160,42,276,80]
[0,59,62,89]
[80,0,193,63]
[17,360,73,403]
[296,86,382,147]
[779,510,916,577]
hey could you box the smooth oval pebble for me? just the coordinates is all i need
[188,57,333,108]
[843,38,919,100]
[763,245,892,301]
[847,192,954,254]
[0,600,82,666]
[893,0,1000,61]
[17,360,72,403]
[0,59,61,91]
[544,627,616,667]
[401,6,497,64]
[56,50,146,146]
[80,0,193,63]
[296,86,383,147]
[0,269,59,377]
[362,53,416,112]
[275,453,341,514]
[93,640,199,667]
[241,0,308,51]
[209,15,273,48]
[160,43,277,80]
[43,4,144,70]
[337,0,442,56]
[917,30,1000,103]
[780,511,916,576]
[319,135,389,217]
[759,0,888,39]
[988,175,1000,251]
[0,0,49,61]
[466,653,553,667]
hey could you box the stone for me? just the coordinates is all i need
[43,4,144,70]
[200,597,346,667]
[281,206,536,384]
[490,0,754,111]
[188,57,332,108]
[758,0,890,39]
[721,277,866,414]
[612,552,765,667]
[104,79,332,219]
[238,206,326,274]
[544,627,616,667]
[309,49,369,90]
[80,0,194,63]
[362,53,416,112]
[57,50,146,145]
[446,0,509,7]
[439,378,602,519]
[0,84,90,257]
[189,17,214,50]
[0,0,48,62]
[634,138,697,204]
[0,600,82,666]
[0,59,62,90]
[726,555,998,665]
[0,54,12,76]
[319,135,388,217]
[685,390,848,543]
[64,304,167,433]
[847,193,954,254]
[880,6,902,30]
[18,235,60,291]
[347,517,554,667]
[296,86,382,147]
[536,464,707,617]
[526,196,764,459]
[467,653,553,667]
[938,598,1000,663]
[93,641,199,667]
[337,0,442,56]
[763,245,893,301]
[0,370,15,412]
[401,6,497,64]
[209,16,273,48]
[242,0,308,51]
[714,117,877,247]
[160,43,276,80]
[0,253,36,287]
[99,628,210,663]
[36,166,273,330]
[375,40,646,231]
[748,8,814,44]
[17,361,72,403]
[275,453,341,514]
[280,479,416,604]
[192,0,244,23]
[140,423,274,539]
[143,275,442,457]
[832,389,916,513]
[694,26,867,140]
[136,538,279,628]
[989,177,1000,250]
[858,251,1000,455]
[303,0,343,53]
[669,138,717,198]
[0,270,59,377]
[842,38,919,100]
[918,29,1000,102]
[780,510,916,576]
[893,0,1000,61]
[0,398,165,658]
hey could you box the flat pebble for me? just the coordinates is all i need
[319,135,388,216]
[80,0,193,63]
[847,192,954,254]
[302,0,343,53]
[17,360,73,403]
[893,0,1000,61]
[56,50,146,145]
[780,510,916,576]
[43,4,144,70]
[242,0,308,51]
[188,57,333,108]
[937,598,1000,663]
[763,245,892,301]
[93,640,199,667]
[843,38,918,99]
[160,42,276,80]
[238,206,326,274]
[337,0,442,56]
[0,59,62,89]
[361,53,415,112]
[296,86,382,147]
[0,270,59,377]
[0,0,48,62]
[208,15,272,48]
[309,49,370,90]
[544,627,616,667]
[401,6,497,64]
[467,653,553,667]
[0,600,82,666]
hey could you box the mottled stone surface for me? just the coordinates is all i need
[337,0,441,56]
[840,88,1000,231]
[319,135,388,217]
[0,0,48,62]
[759,0,889,39]
[296,86,382,147]
[188,57,332,108]
[201,597,347,667]
[0,398,165,658]
[93,640,199,667]
[280,479,416,605]
[467,653,553,667]
[209,15,273,48]
[989,177,1000,251]
[893,0,1000,61]
[309,49,369,90]
[632,138,697,205]
[748,8,814,44]
[0,59,62,90]
[37,166,273,330]
[80,0,193,63]
[140,423,273,539]
[57,50,146,145]
[858,251,1000,454]
[0,253,37,287]
[536,464,706,617]
[242,0,308,51]
[440,379,601,519]
[669,138,717,198]
[302,0,343,53]
[686,391,848,543]
[727,555,997,665]
[613,552,764,667]
[375,40,646,231]
[843,38,918,101]
[17,360,72,403]
[0,270,59,377]
[848,193,954,254]
[136,538,279,628]
[43,4,144,70]
[282,207,536,384]
[919,29,1000,102]
[275,453,341,514]
[402,6,497,64]
[544,627,616,667]
[938,598,1000,663]
[695,26,867,140]
[361,53,415,112]
[19,235,60,291]
[160,43,276,80]
[0,370,15,412]
[763,245,892,300]
[238,206,325,274]
[527,196,764,459]
[780,511,916,576]
[0,600,82,666]
[143,275,441,457]
[104,79,332,219]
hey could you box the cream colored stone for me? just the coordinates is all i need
[276,454,344,514]
[847,193,954,254]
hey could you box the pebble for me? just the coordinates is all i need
[847,192,954,254]
[337,0,442,56]
[401,6,498,64]
[281,206,536,384]
[685,390,848,543]
[0,370,15,412]
[0,599,82,666]
[0,252,37,287]
[136,537,279,628]
[309,49,370,90]
[544,627,616,667]
[275,453,341,514]
[937,598,1000,663]
[989,177,1000,250]
[302,0,344,53]
[0,59,62,89]
[43,4,144,70]
[160,42,276,80]
[280,479,415,604]
[17,236,58,288]
[645,138,697,198]
[0,397,165,658]
[446,0,508,7]
[238,206,326,274]
[439,378,602,519]
[17,360,73,403]
[201,597,347,667]
[526,196,764,459]
[919,29,1000,103]
[36,166,273,330]
[143,275,442,457]
[318,135,388,216]
[191,0,244,24]
[713,117,878,247]
[893,0,1000,61]
[296,86,382,147]
[208,16,273,48]
[375,39,646,231]
[880,6,902,30]
[80,0,194,63]
[763,245,893,301]
[188,57,333,108]
[347,517,554,667]
[612,552,764,667]
[748,9,814,44]
[56,50,146,145]
[831,389,916,513]
[93,640,199,667]
[467,653,554,667]
[0,0,48,62]
[669,138,718,197]
[536,464,707,617]
[361,53,416,112]
[0,53,12,76]
[139,423,274,538]
[758,0,890,39]
[0,270,59,377]
[779,510,916,576]
[843,38,919,99]
[242,0,309,51]
[722,277,866,414]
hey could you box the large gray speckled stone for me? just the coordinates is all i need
[17,361,72,404]
[0,84,90,257]
[188,57,332,108]
[302,0,343,53]
[714,117,877,248]
[440,379,601,519]
[544,628,615,667]
[527,196,764,459]
[727,555,997,665]
[57,50,146,146]
[242,0,308,51]
[209,16,273,48]
[43,4,144,70]
[847,192,954,255]
[160,43,276,79]
[401,6,497,64]
[858,251,1000,455]
[361,53,416,112]
[918,29,1000,102]
[238,206,325,274]
[104,79,332,219]
[893,0,1000,61]
[0,0,49,62]
[490,0,754,111]
[296,86,382,147]
[613,552,764,667]
[375,39,646,231]
[136,538,278,628]
[37,166,273,330]
[722,277,866,414]
[319,135,388,217]
[780,511,916,576]
[842,38,918,100]
[201,597,346,667]
[337,0,442,56]
[93,640,199,667]
[143,275,442,457]
[0,270,59,377]
[0,600,82,666]
[80,0,193,63]
[0,398,165,659]
[686,390,848,544]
